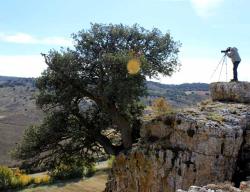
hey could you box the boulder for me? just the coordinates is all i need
[210,82,250,103]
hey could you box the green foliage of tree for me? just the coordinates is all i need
[13,23,180,168]
[0,166,14,190]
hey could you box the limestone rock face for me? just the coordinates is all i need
[105,102,250,192]
[177,184,241,192]
[210,82,250,103]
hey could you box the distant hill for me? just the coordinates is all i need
[147,81,209,91]
[0,76,42,166]
[0,76,209,166]
[146,81,209,107]
[0,76,210,108]
[0,76,36,88]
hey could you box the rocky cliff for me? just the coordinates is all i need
[105,82,250,192]
[210,82,250,103]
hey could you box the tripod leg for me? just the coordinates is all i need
[210,55,226,80]
[218,55,225,81]
[225,56,228,81]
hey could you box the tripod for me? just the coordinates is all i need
[210,54,228,81]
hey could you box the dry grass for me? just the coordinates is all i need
[18,162,109,192]
[20,171,108,192]
[206,113,225,123]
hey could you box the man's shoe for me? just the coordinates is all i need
[230,79,238,82]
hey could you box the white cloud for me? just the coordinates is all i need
[0,55,46,77]
[190,0,224,18]
[0,33,73,46]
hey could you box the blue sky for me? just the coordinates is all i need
[0,0,249,83]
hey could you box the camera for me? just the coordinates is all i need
[221,47,230,53]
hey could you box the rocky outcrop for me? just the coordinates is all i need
[210,82,250,103]
[177,184,241,192]
[178,181,250,192]
[105,102,250,192]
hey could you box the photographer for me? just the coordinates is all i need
[223,47,241,81]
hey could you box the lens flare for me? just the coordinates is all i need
[127,58,141,75]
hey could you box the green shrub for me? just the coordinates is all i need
[0,166,52,190]
[207,113,224,123]
[51,163,84,180]
[51,162,96,180]
[0,166,14,190]
[107,156,115,168]
[83,164,96,177]
[10,176,20,188]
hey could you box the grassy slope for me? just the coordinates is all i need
[20,162,109,192]
[0,86,42,165]
[20,171,108,192]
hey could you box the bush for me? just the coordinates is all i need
[18,174,33,187]
[51,163,84,180]
[152,97,172,115]
[10,176,21,188]
[0,166,51,190]
[34,175,51,184]
[51,163,96,180]
[83,164,96,177]
[0,166,14,190]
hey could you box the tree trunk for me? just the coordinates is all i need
[92,98,133,151]
[116,116,132,149]
[107,104,133,150]
[95,133,124,155]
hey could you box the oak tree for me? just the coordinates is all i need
[13,23,180,168]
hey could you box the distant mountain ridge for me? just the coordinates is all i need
[147,81,209,91]
[146,81,209,107]
[0,76,209,107]
[0,76,35,88]
[0,76,209,91]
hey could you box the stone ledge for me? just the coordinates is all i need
[210,82,250,103]
[105,102,250,192]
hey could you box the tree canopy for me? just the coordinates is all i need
[13,23,181,168]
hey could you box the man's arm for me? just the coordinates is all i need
[226,50,234,58]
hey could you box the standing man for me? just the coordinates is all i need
[226,47,241,81]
